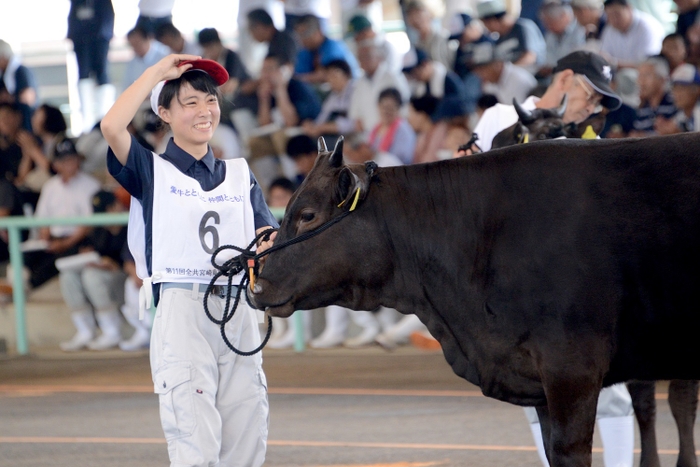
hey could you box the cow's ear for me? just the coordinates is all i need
[336,164,370,211]
[329,136,344,168]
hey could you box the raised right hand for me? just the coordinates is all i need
[153,54,202,82]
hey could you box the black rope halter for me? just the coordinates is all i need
[202,161,378,356]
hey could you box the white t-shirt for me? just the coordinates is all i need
[35,172,101,238]
[349,61,410,132]
[472,96,539,152]
[599,10,665,64]
[482,62,538,107]
[284,0,331,18]
[374,151,403,167]
[138,0,175,17]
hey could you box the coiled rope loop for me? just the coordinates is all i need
[203,161,377,356]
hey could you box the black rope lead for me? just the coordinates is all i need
[203,161,377,356]
[203,230,276,356]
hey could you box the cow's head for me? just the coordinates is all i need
[249,137,389,317]
[491,97,569,149]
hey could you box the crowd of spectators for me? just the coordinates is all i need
[1,0,700,351]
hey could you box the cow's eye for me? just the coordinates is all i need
[300,212,315,222]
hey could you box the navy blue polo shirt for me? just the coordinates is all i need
[107,135,278,281]
[632,93,677,134]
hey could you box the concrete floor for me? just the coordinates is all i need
[0,346,696,467]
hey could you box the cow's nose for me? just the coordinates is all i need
[253,283,263,294]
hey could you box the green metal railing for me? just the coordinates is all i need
[0,207,305,355]
[0,213,129,355]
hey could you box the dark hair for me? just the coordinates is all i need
[488,11,507,20]
[155,22,182,41]
[409,94,438,117]
[378,87,403,107]
[286,134,316,158]
[296,14,321,32]
[603,0,628,7]
[324,59,352,77]
[0,102,22,115]
[477,93,499,110]
[127,25,150,39]
[38,104,67,134]
[269,177,296,194]
[198,27,221,46]
[264,52,287,66]
[158,70,222,111]
[247,8,274,27]
[663,32,685,43]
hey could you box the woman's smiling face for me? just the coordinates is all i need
[161,82,220,149]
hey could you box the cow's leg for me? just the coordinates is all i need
[542,377,599,467]
[668,379,699,467]
[627,380,660,467]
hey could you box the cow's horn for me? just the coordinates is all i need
[513,98,535,124]
[556,94,568,118]
[317,137,328,153]
[329,136,344,168]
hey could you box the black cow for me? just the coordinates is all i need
[489,101,699,467]
[491,97,569,149]
[250,135,700,467]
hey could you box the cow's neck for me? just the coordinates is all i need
[369,161,488,387]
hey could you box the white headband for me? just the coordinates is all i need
[150,80,166,116]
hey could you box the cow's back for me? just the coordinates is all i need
[385,134,700,402]
[472,134,700,386]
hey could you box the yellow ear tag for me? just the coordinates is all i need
[522,133,529,144]
[581,125,597,139]
[349,187,361,211]
[337,187,362,210]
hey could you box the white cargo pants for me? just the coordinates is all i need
[151,284,269,467]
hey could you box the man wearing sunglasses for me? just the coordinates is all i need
[469,50,634,467]
[472,50,621,151]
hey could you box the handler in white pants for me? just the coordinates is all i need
[151,284,268,466]
[103,55,277,466]
[524,384,635,467]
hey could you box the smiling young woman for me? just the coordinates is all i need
[100,54,278,467]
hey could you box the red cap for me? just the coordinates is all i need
[179,59,229,85]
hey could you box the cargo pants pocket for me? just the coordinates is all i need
[153,362,196,441]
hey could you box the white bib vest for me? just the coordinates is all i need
[128,153,256,287]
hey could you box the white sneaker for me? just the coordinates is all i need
[119,329,150,351]
[310,332,345,349]
[59,332,94,352]
[374,331,409,351]
[344,327,380,348]
[87,333,121,350]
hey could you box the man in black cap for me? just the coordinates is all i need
[473,50,622,151]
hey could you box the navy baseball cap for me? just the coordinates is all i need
[448,13,473,40]
[402,48,430,73]
[92,190,116,213]
[553,51,621,110]
[54,138,81,160]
